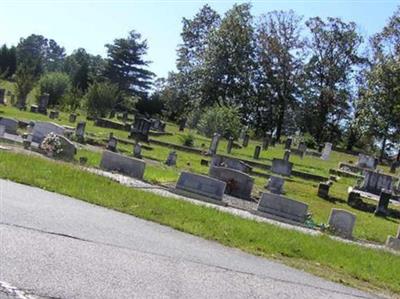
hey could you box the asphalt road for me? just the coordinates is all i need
[0,179,380,299]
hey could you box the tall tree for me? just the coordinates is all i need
[255,10,304,139]
[0,44,17,78]
[104,30,154,105]
[302,17,364,143]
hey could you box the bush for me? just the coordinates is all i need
[178,133,195,147]
[85,81,119,117]
[303,133,317,149]
[197,106,241,139]
[38,72,71,106]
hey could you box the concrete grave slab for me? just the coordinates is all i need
[100,150,146,179]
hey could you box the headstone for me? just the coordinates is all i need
[242,134,250,147]
[38,93,49,114]
[318,182,330,199]
[0,117,18,134]
[56,135,77,161]
[31,122,65,144]
[211,155,252,173]
[283,149,291,161]
[271,158,293,177]
[129,117,151,142]
[358,170,394,195]
[209,166,254,200]
[374,189,391,216]
[257,192,308,223]
[386,226,400,251]
[165,151,177,166]
[328,209,356,239]
[262,134,270,150]
[107,133,118,152]
[23,138,31,149]
[30,105,38,113]
[227,137,234,154]
[109,110,116,119]
[100,150,146,179]
[266,176,284,194]
[0,125,5,137]
[122,111,128,122]
[271,137,276,147]
[0,89,5,104]
[133,143,142,159]
[285,137,292,150]
[357,154,376,169]
[178,118,187,132]
[75,121,86,142]
[321,142,332,160]
[69,113,77,123]
[347,190,362,208]
[49,111,58,119]
[298,142,307,158]
[208,133,220,155]
[175,172,226,202]
[253,145,261,160]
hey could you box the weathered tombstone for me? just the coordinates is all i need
[209,166,254,200]
[49,111,58,119]
[129,117,151,142]
[358,170,394,195]
[328,209,356,239]
[271,158,293,177]
[32,122,65,144]
[253,145,261,160]
[0,117,18,135]
[386,226,400,251]
[30,105,38,113]
[178,118,187,132]
[0,125,6,137]
[165,151,177,166]
[175,172,226,202]
[283,149,291,161]
[321,142,332,160]
[284,137,292,150]
[318,182,330,199]
[75,121,86,142]
[242,134,250,147]
[266,176,284,194]
[298,142,307,158]
[208,133,220,155]
[107,133,118,152]
[133,142,142,159]
[357,154,376,169]
[262,134,270,150]
[347,190,362,208]
[211,155,252,173]
[374,189,391,216]
[100,150,146,179]
[69,113,77,123]
[227,137,234,154]
[38,93,49,114]
[257,192,308,223]
[56,135,77,161]
[0,89,5,104]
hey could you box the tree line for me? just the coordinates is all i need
[0,3,399,158]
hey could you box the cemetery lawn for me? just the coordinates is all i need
[0,150,399,296]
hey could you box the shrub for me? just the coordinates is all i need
[303,133,317,149]
[85,81,119,117]
[38,72,71,106]
[197,106,241,139]
[178,133,195,147]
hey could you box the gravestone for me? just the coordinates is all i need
[75,121,86,142]
[262,134,270,150]
[386,226,400,251]
[266,176,284,194]
[165,151,177,166]
[328,209,356,239]
[257,192,308,223]
[109,110,116,119]
[285,137,292,150]
[242,134,250,147]
[0,117,18,134]
[358,170,394,195]
[209,166,254,200]
[100,150,146,179]
[31,122,65,144]
[208,133,220,155]
[211,155,252,173]
[298,142,307,158]
[253,145,261,160]
[49,111,57,119]
[283,150,291,161]
[227,137,234,154]
[178,118,187,132]
[30,105,38,113]
[133,143,142,159]
[271,158,293,177]
[56,135,77,161]
[271,137,276,147]
[357,154,376,170]
[38,93,49,114]
[374,189,391,216]
[107,133,118,152]
[390,161,400,174]
[175,172,226,202]
[69,113,77,123]
[347,190,363,208]
[0,89,5,104]
[129,117,151,142]
[318,182,330,199]
[122,111,128,122]
[23,136,31,149]
[321,142,332,160]
[0,125,5,137]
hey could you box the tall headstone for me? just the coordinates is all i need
[107,133,118,152]
[38,93,49,114]
[262,134,270,150]
[0,88,5,104]
[271,158,293,177]
[133,142,142,159]
[75,121,86,142]
[242,134,250,147]
[374,189,391,216]
[208,133,220,155]
[321,142,332,160]
[283,150,291,162]
[227,137,234,154]
[298,142,307,158]
[178,118,187,132]
[285,137,292,150]
[165,151,177,166]
[129,117,151,142]
[253,145,261,160]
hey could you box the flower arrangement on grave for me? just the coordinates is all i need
[40,132,63,157]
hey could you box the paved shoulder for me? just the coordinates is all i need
[0,179,379,299]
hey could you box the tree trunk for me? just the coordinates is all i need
[397,149,400,161]
[275,95,285,142]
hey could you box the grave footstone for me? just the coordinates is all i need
[328,209,356,239]
[100,150,146,179]
[283,150,291,161]
[30,105,38,113]
[271,158,293,176]
[227,137,234,154]
[0,89,5,104]
[133,143,142,159]
[374,189,391,216]
[386,226,400,251]
[69,113,77,123]
[38,93,49,114]
[318,182,330,199]
[285,137,292,150]
[253,145,261,160]
[165,151,177,166]
[208,133,220,155]
[321,142,332,160]
[266,176,284,194]
[242,134,250,147]
[107,133,118,152]
[75,121,86,142]
[257,192,308,223]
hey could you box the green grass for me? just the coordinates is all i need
[0,150,399,296]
